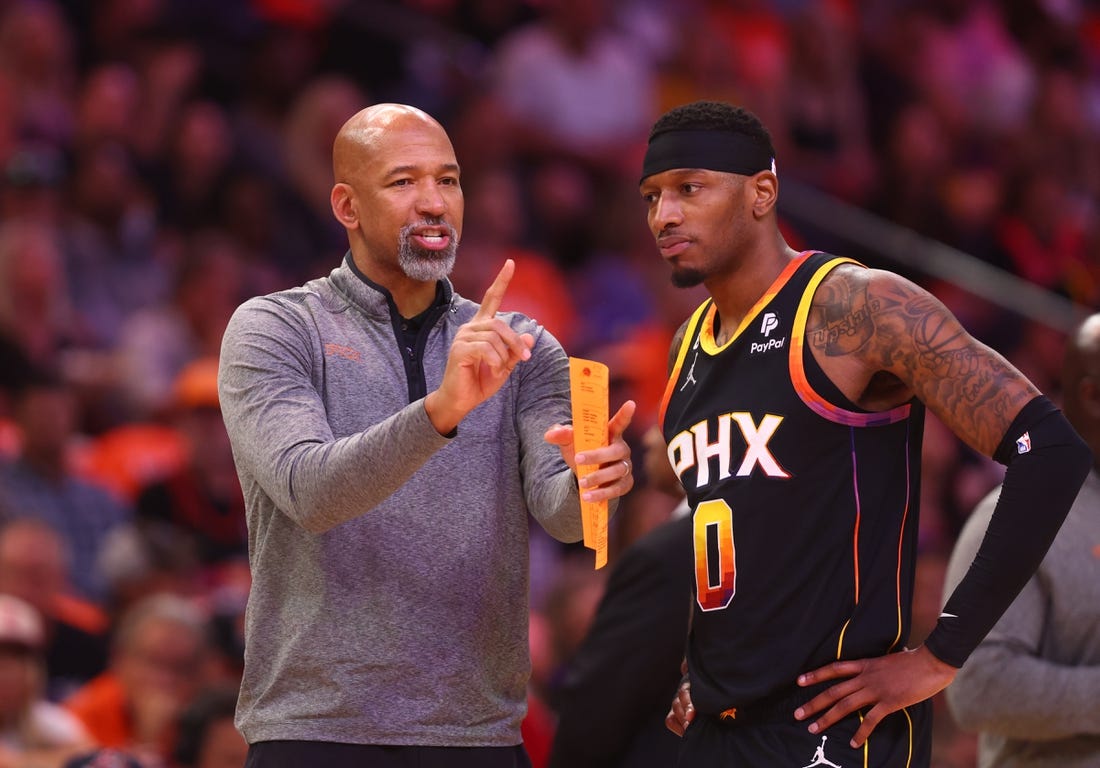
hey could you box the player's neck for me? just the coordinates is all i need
[708,244,799,342]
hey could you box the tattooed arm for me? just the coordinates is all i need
[806,264,1038,454]
[797,264,1090,749]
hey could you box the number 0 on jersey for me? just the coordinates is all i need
[694,499,736,610]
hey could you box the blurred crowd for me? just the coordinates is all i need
[0,0,1097,766]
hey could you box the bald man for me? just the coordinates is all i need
[944,314,1100,767]
[217,104,636,767]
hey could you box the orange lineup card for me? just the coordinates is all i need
[569,357,609,569]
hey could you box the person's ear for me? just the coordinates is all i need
[750,172,778,219]
[331,183,359,230]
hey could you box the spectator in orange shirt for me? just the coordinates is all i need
[64,593,211,767]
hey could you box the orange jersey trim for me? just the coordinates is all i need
[789,258,911,427]
[658,251,818,429]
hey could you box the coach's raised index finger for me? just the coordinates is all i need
[475,258,515,320]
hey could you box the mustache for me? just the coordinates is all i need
[401,218,458,241]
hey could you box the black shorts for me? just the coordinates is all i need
[677,699,932,768]
[245,741,532,768]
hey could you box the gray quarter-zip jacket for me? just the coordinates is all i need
[218,255,584,747]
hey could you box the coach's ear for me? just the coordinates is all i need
[750,170,778,219]
[331,182,359,230]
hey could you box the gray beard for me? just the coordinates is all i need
[398,222,458,282]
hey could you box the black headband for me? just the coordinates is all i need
[640,129,775,184]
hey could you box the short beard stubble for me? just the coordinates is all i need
[670,266,706,288]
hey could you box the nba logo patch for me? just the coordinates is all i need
[1016,432,1032,454]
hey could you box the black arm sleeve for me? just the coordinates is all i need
[924,396,1092,668]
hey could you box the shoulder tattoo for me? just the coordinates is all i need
[806,268,878,356]
[811,267,1033,447]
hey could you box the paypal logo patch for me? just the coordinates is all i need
[751,312,785,355]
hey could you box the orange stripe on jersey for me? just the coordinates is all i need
[890,431,915,652]
[836,403,916,663]
[660,251,820,428]
[835,440,865,660]
[837,418,917,664]
[903,707,915,767]
[871,707,916,767]
[789,257,911,427]
[658,298,711,431]
[698,251,816,354]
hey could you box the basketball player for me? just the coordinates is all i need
[640,101,1090,767]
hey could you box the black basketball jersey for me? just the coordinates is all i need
[659,251,925,715]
